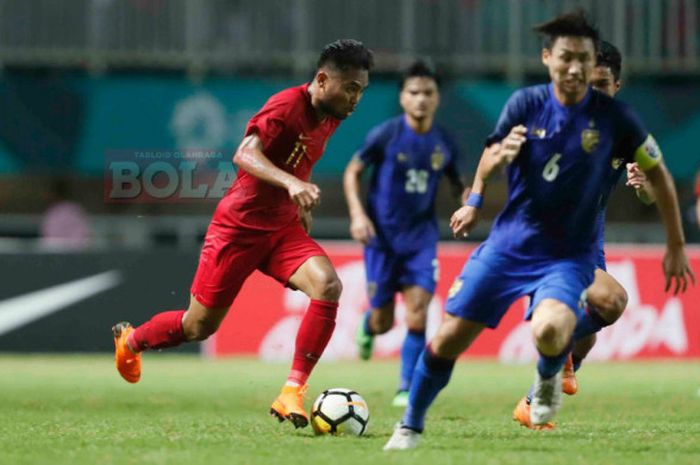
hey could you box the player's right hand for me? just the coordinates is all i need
[288,179,321,209]
[450,205,479,239]
[496,125,528,167]
[662,246,696,295]
[350,214,376,245]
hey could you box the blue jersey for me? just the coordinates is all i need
[594,148,637,269]
[485,84,653,261]
[357,115,462,253]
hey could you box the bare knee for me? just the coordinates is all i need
[405,304,428,332]
[588,271,628,323]
[592,287,628,323]
[531,301,577,355]
[312,271,343,302]
[532,320,561,351]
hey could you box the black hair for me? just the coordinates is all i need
[399,59,441,89]
[317,39,373,72]
[596,40,622,81]
[533,10,600,51]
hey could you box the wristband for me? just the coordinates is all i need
[465,192,484,209]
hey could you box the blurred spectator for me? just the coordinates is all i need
[40,178,91,250]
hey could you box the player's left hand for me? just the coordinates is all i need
[662,246,696,294]
[300,208,312,234]
[625,163,648,190]
[450,205,479,239]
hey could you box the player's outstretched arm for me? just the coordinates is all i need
[234,134,321,209]
[626,162,655,205]
[450,142,501,239]
[343,156,375,244]
[644,161,696,294]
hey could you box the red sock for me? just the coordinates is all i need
[288,299,338,385]
[128,310,187,352]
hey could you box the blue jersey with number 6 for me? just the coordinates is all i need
[356,115,462,253]
[484,83,660,262]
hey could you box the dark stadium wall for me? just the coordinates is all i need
[0,75,699,180]
[0,250,200,353]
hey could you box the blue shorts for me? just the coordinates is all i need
[364,244,438,308]
[445,243,595,329]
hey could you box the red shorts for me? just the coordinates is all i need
[190,220,327,308]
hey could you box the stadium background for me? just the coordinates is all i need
[1,0,699,361]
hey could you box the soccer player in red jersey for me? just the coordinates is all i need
[112,39,373,429]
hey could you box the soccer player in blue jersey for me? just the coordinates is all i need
[513,40,657,429]
[384,12,694,451]
[344,60,465,407]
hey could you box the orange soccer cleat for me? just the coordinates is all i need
[562,354,578,395]
[112,322,141,383]
[270,384,309,429]
[512,396,555,431]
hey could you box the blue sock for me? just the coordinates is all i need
[362,309,373,335]
[402,346,455,432]
[537,344,572,379]
[572,354,583,372]
[398,329,426,392]
[573,305,610,341]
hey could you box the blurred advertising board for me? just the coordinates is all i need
[0,244,698,360]
[211,243,700,362]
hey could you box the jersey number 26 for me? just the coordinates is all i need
[405,169,429,193]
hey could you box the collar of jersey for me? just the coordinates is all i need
[401,114,436,138]
[547,82,592,115]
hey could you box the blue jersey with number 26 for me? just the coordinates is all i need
[356,115,461,253]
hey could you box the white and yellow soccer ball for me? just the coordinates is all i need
[310,388,369,436]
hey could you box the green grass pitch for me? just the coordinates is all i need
[1,355,699,465]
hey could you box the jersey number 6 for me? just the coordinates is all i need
[542,153,562,182]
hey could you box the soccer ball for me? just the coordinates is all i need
[310,388,369,436]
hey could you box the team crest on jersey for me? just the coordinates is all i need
[431,146,445,170]
[447,278,463,298]
[581,128,600,154]
[367,282,377,298]
[611,157,624,169]
[397,152,408,163]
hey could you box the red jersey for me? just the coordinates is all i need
[695,172,700,197]
[214,84,341,231]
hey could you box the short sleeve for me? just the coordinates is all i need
[355,122,389,165]
[614,102,659,169]
[244,91,295,150]
[485,89,529,146]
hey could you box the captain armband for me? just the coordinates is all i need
[633,134,663,171]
